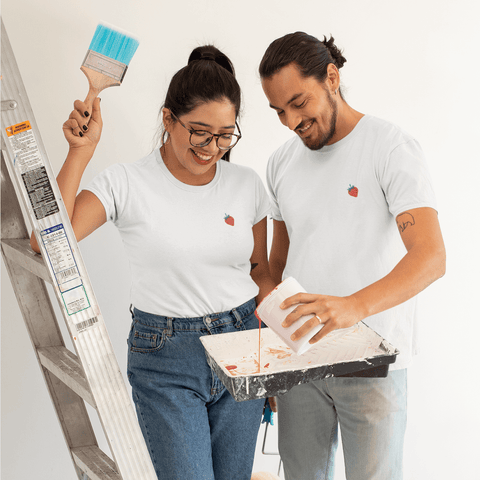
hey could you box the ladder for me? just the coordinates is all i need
[1,19,157,480]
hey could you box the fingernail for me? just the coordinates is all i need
[84,111,90,117]
[282,321,287,327]
[79,131,84,137]
[290,334,296,341]
[279,302,285,309]
[83,125,88,131]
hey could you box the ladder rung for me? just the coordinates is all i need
[38,346,96,408]
[72,445,121,480]
[1,238,51,284]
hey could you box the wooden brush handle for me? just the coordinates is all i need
[81,66,122,114]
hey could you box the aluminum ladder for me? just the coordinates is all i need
[1,18,157,480]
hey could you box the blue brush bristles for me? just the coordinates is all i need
[88,22,139,65]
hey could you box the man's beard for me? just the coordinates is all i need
[300,94,338,151]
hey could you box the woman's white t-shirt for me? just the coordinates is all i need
[85,149,271,317]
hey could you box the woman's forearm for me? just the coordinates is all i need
[56,148,94,220]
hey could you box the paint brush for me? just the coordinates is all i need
[81,21,139,112]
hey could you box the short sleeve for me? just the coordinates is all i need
[253,171,272,224]
[266,153,283,221]
[379,139,437,218]
[84,163,129,225]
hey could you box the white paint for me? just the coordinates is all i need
[201,323,396,379]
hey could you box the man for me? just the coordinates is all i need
[259,32,446,480]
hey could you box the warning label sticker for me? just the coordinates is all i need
[6,121,59,220]
[41,224,91,316]
[5,121,43,174]
[22,167,59,220]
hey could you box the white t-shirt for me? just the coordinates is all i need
[266,114,437,369]
[85,149,271,318]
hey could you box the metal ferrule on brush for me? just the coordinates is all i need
[82,49,128,83]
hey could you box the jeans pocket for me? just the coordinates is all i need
[129,322,166,354]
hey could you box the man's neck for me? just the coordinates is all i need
[328,101,364,145]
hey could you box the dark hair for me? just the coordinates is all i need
[259,32,346,96]
[160,45,241,162]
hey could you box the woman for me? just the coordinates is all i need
[31,45,275,479]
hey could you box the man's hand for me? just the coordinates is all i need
[280,293,365,343]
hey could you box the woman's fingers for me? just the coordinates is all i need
[68,109,88,136]
[73,99,91,119]
[64,98,102,147]
[90,97,102,127]
[63,118,83,138]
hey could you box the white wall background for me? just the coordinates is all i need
[2,1,479,479]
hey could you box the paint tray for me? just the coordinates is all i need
[200,322,399,402]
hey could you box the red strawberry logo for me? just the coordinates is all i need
[224,214,234,226]
[348,184,358,197]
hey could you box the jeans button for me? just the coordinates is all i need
[205,317,211,325]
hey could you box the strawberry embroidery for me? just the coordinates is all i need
[224,214,234,226]
[348,184,358,197]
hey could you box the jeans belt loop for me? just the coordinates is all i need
[166,317,173,336]
[232,307,242,327]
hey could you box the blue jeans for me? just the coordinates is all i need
[277,369,408,480]
[127,298,264,480]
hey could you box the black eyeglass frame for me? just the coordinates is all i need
[171,112,242,151]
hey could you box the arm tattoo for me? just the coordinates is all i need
[397,212,415,233]
[250,263,258,272]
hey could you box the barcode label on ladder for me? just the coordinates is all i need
[76,317,98,333]
[57,267,78,281]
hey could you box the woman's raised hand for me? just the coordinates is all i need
[62,97,103,152]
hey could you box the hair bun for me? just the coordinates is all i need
[200,52,216,61]
[188,45,236,77]
[322,36,347,69]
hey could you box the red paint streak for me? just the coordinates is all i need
[226,365,237,371]
[264,363,270,368]
[258,317,262,373]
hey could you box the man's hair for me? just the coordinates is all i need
[259,32,347,88]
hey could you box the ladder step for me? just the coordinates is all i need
[72,445,121,480]
[38,346,96,408]
[1,238,51,284]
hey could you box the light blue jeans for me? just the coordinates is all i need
[277,369,407,480]
[127,298,264,480]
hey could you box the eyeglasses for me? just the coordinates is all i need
[171,112,242,151]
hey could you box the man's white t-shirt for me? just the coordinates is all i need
[267,114,437,369]
[86,149,271,318]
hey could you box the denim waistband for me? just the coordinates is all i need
[131,297,257,330]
